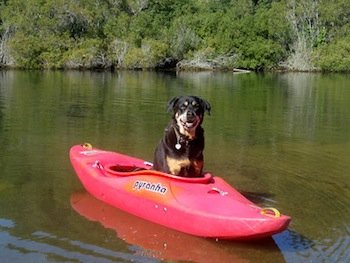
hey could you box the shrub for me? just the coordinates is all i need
[123,39,168,69]
[63,39,110,69]
[314,36,350,72]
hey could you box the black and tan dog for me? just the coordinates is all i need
[153,96,211,177]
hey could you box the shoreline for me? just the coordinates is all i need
[0,66,344,74]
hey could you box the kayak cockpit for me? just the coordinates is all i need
[104,163,213,183]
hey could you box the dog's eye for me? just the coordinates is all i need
[184,101,189,106]
[179,105,187,111]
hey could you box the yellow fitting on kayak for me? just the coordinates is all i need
[83,143,92,150]
[261,207,281,218]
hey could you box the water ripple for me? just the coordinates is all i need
[0,226,157,263]
[274,227,350,263]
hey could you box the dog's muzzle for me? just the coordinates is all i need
[178,110,200,130]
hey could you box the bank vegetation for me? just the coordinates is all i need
[0,0,349,72]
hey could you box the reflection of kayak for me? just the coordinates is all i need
[70,191,249,263]
[69,144,291,240]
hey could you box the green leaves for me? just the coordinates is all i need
[315,36,350,72]
[0,0,349,71]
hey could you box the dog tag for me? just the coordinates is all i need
[175,143,181,150]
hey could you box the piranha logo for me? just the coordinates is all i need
[133,180,168,195]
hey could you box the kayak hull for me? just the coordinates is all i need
[70,144,290,239]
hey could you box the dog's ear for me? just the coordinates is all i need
[167,97,179,112]
[201,99,211,115]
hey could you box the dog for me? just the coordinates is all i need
[153,96,211,177]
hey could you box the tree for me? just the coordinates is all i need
[0,0,349,71]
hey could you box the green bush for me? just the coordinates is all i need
[315,36,350,72]
[62,39,107,69]
[9,32,71,69]
[123,39,168,69]
[123,47,144,69]
[9,33,44,68]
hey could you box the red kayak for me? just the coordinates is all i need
[70,143,290,239]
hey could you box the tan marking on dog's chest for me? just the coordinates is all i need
[166,156,191,175]
[178,126,196,139]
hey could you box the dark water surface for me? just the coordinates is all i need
[0,71,349,262]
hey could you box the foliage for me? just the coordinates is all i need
[62,38,108,69]
[0,0,349,71]
[123,38,167,69]
[314,36,350,72]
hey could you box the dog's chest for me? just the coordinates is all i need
[166,156,191,175]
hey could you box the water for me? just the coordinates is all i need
[0,70,349,262]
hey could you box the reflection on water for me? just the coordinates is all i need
[274,229,350,263]
[0,218,155,263]
[70,191,284,263]
[0,71,349,262]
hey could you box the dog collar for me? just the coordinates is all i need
[173,126,190,150]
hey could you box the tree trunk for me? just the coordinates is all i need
[0,26,15,67]
[284,0,321,71]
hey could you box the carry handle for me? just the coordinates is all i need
[83,143,93,150]
[260,207,281,218]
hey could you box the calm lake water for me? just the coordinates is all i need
[0,70,349,263]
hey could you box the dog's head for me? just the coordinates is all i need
[167,96,211,137]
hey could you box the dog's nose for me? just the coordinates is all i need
[186,110,195,119]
